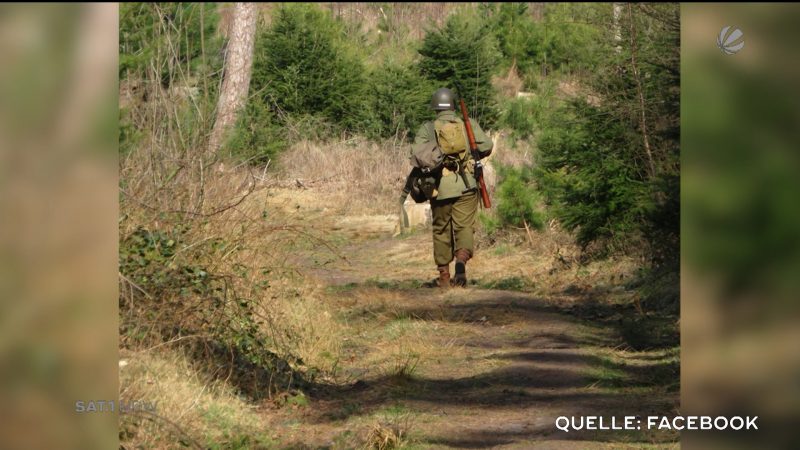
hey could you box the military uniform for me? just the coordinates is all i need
[414,107,493,286]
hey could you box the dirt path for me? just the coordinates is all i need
[263,189,679,449]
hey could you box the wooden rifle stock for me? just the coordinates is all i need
[459,99,491,208]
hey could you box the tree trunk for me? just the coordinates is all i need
[626,3,656,177]
[530,3,544,22]
[613,3,622,53]
[208,3,258,155]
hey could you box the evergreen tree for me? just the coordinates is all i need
[488,3,537,75]
[250,3,367,132]
[365,61,437,140]
[417,8,500,127]
[534,3,679,263]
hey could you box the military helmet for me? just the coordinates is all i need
[430,88,456,111]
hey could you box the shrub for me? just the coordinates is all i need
[223,97,286,165]
[486,3,538,75]
[251,3,367,134]
[535,99,651,251]
[364,61,437,140]
[495,166,546,230]
[119,227,300,399]
[533,3,680,261]
[478,211,502,236]
[498,78,557,140]
[499,98,537,140]
[531,4,603,77]
[417,7,500,128]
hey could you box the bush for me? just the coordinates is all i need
[532,4,603,77]
[484,3,602,79]
[535,99,651,251]
[119,227,299,399]
[498,77,558,141]
[417,8,500,128]
[486,3,538,75]
[495,166,546,230]
[364,61,437,140]
[224,97,286,165]
[533,4,679,261]
[478,211,502,236]
[500,98,537,140]
[251,4,368,134]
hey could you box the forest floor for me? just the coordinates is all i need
[254,186,680,449]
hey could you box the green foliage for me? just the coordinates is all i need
[119,3,679,268]
[495,166,546,230]
[478,211,501,236]
[536,101,649,249]
[251,3,367,134]
[487,3,538,73]
[499,98,537,140]
[533,3,604,76]
[119,3,221,159]
[418,8,500,127]
[532,4,680,261]
[484,3,603,82]
[119,3,222,83]
[363,61,437,139]
[224,97,286,164]
[498,79,557,139]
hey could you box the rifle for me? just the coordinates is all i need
[459,99,491,208]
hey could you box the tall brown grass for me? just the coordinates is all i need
[275,138,410,215]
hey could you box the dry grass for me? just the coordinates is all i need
[488,130,537,170]
[121,129,351,350]
[275,138,410,215]
[364,421,409,450]
[264,290,347,375]
[324,287,475,381]
[492,65,524,98]
[119,350,275,449]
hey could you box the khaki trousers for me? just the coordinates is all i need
[431,192,478,266]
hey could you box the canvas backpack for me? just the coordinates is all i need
[433,118,468,158]
[408,140,444,174]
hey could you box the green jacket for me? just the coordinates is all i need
[414,110,493,201]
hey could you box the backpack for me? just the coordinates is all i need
[408,140,444,174]
[433,118,468,157]
[407,141,442,201]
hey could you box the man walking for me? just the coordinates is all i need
[411,88,493,288]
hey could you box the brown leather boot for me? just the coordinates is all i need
[453,249,471,287]
[437,265,451,289]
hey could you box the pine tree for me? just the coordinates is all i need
[250,3,366,133]
[417,9,500,127]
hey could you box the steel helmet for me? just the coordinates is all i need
[430,88,456,111]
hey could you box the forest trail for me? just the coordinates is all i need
[259,187,679,449]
